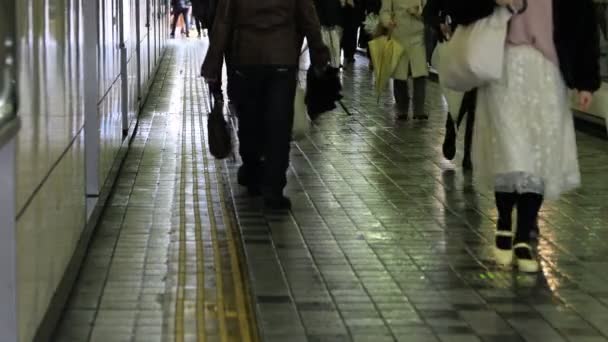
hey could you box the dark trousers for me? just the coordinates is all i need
[235,66,297,194]
[456,89,477,163]
[424,25,437,64]
[393,78,426,117]
[171,8,189,36]
[193,14,205,34]
[341,7,360,61]
[225,53,237,102]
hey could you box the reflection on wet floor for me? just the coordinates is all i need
[56,40,608,342]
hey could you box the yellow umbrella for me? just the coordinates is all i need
[368,34,404,102]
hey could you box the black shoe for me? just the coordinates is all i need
[264,195,292,210]
[238,165,262,196]
[442,115,457,160]
[397,113,408,121]
[237,167,249,187]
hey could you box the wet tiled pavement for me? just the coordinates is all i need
[54,42,257,342]
[55,41,608,342]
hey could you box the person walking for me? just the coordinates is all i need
[422,0,476,170]
[449,0,600,272]
[171,0,190,38]
[341,0,364,66]
[191,0,207,37]
[360,0,382,69]
[380,0,428,120]
[313,0,345,70]
[202,0,329,210]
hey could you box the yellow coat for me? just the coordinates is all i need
[380,0,428,80]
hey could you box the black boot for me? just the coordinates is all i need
[496,192,518,231]
[515,193,543,244]
[264,193,292,210]
[412,77,427,120]
[494,192,518,266]
[393,79,409,120]
[237,164,262,196]
[462,104,475,171]
[514,193,544,273]
[442,113,457,160]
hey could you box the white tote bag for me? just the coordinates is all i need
[432,42,465,114]
[292,85,311,141]
[321,27,343,69]
[437,7,512,92]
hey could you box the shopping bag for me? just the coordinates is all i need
[207,92,232,159]
[432,42,464,114]
[292,85,311,141]
[437,7,512,92]
[321,26,343,69]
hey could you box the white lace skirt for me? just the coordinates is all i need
[473,45,581,200]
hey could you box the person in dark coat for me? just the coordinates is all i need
[202,0,329,209]
[313,0,344,27]
[171,0,190,37]
[422,0,476,170]
[448,0,599,273]
[191,0,207,37]
[341,0,365,65]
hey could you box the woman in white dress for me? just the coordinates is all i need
[449,0,600,272]
[380,0,428,120]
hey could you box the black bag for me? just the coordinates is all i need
[207,92,232,159]
[305,66,343,121]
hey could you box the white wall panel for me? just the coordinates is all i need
[17,133,84,342]
[98,80,123,187]
[8,0,167,338]
[14,0,86,339]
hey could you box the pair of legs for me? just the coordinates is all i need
[234,66,297,209]
[393,77,426,120]
[443,89,476,170]
[171,8,190,37]
[192,14,206,37]
[341,6,360,64]
[494,182,544,273]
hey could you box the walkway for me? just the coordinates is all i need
[55,41,608,342]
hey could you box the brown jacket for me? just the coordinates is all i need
[201,0,329,79]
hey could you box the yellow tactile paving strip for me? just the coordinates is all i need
[173,45,258,342]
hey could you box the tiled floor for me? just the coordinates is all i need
[55,40,608,342]
[54,42,257,342]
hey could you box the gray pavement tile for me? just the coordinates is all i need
[57,41,608,342]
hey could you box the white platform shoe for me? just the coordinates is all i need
[513,243,540,273]
[494,230,515,266]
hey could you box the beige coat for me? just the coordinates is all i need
[380,0,428,79]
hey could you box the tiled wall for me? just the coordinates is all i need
[13,0,169,340]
